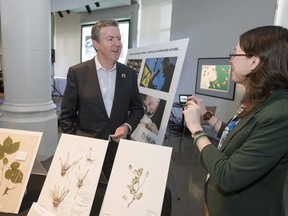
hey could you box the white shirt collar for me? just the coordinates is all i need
[95,56,116,72]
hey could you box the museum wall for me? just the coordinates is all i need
[171,0,277,122]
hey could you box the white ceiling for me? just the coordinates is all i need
[51,0,134,13]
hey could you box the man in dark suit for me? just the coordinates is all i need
[59,19,144,179]
[59,19,171,216]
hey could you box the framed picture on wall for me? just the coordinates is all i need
[195,57,235,100]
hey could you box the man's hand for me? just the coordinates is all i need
[146,122,159,135]
[110,124,129,143]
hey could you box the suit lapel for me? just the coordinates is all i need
[110,63,127,118]
[87,59,108,118]
[219,115,252,151]
[219,92,281,151]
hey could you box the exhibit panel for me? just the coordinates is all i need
[100,139,172,216]
[35,134,108,216]
[127,38,189,145]
[0,128,42,214]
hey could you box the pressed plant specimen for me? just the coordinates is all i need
[74,166,90,199]
[2,186,17,196]
[0,136,24,196]
[76,168,89,189]
[59,152,81,177]
[49,185,69,208]
[86,147,96,164]
[122,164,149,208]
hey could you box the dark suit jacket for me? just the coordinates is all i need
[201,90,288,216]
[59,58,144,140]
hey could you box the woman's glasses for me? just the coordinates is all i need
[229,53,251,60]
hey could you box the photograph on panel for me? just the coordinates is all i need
[140,93,166,135]
[126,59,143,77]
[140,57,177,92]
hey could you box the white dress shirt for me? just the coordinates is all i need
[95,57,116,118]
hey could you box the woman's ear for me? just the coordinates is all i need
[250,55,260,70]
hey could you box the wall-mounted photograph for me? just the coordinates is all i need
[195,58,235,100]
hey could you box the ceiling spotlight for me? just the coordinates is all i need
[95,2,100,7]
[85,5,92,13]
[58,11,63,18]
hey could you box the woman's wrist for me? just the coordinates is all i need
[203,111,213,121]
[188,125,203,135]
[208,116,221,132]
[193,131,208,145]
[193,133,212,152]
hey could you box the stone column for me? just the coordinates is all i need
[274,0,288,28]
[0,0,58,161]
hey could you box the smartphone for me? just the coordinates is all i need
[179,94,192,106]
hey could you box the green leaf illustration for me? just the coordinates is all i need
[10,161,20,170]
[0,149,4,160]
[5,169,23,184]
[124,164,149,208]
[136,192,143,200]
[3,136,20,154]
[3,157,8,165]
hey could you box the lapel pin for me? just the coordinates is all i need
[121,74,126,78]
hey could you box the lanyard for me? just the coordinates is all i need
[217,117,239,150]
[217,102,248,149]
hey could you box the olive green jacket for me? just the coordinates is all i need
[202,90,288,216]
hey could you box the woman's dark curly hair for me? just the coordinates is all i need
[238,25,288,118]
